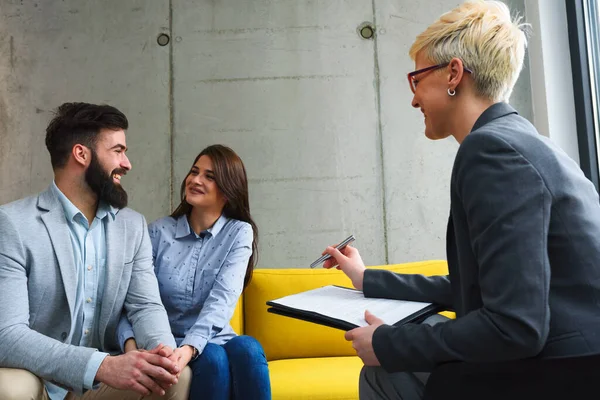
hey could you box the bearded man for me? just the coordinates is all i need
[0,103,191,400]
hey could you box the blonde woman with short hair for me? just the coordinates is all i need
[321,1,600,398]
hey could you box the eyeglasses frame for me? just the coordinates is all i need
[407,63,473,94]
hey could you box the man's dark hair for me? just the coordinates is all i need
[45,102,128,169]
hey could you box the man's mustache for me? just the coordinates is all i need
[111,168,128,177]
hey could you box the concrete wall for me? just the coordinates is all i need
[0,0,532,268]
[0,0,172,220]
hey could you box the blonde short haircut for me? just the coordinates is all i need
[409,0,529,102]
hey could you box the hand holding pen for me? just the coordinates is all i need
[310,235,355,268]
[311,235,367,291]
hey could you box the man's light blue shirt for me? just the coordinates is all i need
[47,182,116,400]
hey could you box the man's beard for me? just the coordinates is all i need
[85,151,128,209]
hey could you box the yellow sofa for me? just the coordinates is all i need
[230,260,452,400]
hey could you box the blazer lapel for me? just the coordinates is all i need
[99,213,125,342]
[38,188,77,314]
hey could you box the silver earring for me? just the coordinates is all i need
[447,88,456,96]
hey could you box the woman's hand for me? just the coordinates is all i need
[171,346,195,377]
[322,244,366,290]
[124,338,138,353]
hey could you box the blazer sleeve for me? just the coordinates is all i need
[372,133,551,373]
[116,312,135,352]
[124,215,176,350]
[0,209,97,394]
[363,270,453,310]
[180,224,251,355]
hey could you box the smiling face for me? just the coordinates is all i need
[85,128,131,208]
[410,52,454,141]
[184,155,227,212]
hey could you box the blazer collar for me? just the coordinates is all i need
[471,102,518,132]
[38,186,78,313]
[37,185,58,212]
[38,183,118,221]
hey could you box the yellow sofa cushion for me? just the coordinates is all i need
[244,260,449,361]
[269,356,363,399]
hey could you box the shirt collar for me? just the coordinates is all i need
[175,213,229,239]
[471,102,518,133]
[51,181,117,223]
[207,213,228,237]
[97,201,118,221]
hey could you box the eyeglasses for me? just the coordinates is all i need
[407,63,473,94]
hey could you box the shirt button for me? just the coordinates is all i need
[86,298,92,303]
[84,329,89,335]
[87,265,92,271]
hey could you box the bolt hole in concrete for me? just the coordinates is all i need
[157,33,170,46]
[357,22,375,39]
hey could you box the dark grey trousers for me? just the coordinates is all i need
[358,314,450,400]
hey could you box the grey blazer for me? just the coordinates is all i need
[366,103,600,372]
[0,186,175,394]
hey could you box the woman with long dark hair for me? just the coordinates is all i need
[118,145,271,400]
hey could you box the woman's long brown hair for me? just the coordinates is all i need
[171,145,258,288]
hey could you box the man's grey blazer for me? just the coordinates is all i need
[0,186,175,394]
[365,103,600,372]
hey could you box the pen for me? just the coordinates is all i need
[309,235,356,269]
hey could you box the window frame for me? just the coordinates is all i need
[566,0,600,191]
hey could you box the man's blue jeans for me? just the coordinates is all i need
[188,335,271,400]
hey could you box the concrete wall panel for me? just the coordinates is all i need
[0,0,171,221]
[172,0,386,268]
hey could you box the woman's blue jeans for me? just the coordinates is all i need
[188,335,271,399]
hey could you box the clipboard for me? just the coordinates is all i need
[266,285,442,331]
